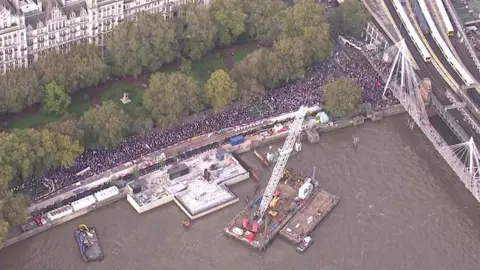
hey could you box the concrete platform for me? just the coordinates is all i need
[279,189,340,244]
[127,149,249,219]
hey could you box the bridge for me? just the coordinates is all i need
[362,39,480,202]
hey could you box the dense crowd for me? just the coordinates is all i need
[12,44,394,202]
[467,29,480,54]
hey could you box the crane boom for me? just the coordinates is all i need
[257,106,307,220]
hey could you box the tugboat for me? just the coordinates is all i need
[296,235,314,253]
[74,224,104,262]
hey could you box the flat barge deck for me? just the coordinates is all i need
[224,169,328,251]
[280,189,339,244]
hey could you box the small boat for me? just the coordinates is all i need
[296,235,314,253]
[74,224,104,262]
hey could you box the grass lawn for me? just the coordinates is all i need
[191,53,226,84]
[7,112,61,130]
[7,95,92,130]
[69,94,91,116]
[100,83,146,117]
[233,47,255,63]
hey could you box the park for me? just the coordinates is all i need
[5,44,256,130]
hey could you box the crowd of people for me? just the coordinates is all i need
[12,43,395,203]
[467,29,480,54]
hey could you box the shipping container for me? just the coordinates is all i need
[229,135,245,146]
[71,195,96,212]
[46,205,73,221]
[168,164,190,180]
[94,186,120,202]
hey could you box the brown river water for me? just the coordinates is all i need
[1,114,480,270]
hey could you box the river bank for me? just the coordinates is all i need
[0,104,406,250]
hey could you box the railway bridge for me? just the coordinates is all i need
[363,40,480,202]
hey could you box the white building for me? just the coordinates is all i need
[0,0,188,74]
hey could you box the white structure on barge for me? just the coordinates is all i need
[126,148,250,219]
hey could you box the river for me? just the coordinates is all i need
[1,114,480,270]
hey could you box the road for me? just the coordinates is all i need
[381,0,480,143]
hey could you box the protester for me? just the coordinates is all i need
[13,45,396,202]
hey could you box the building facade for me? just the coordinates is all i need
[0,0,187,74]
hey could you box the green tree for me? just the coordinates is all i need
[0,218,8,241]
[244,0,287,46]
[43,118,85,144]
[0,191,29,227]
[329,0,368,35]
[179,57,193,75]
[210,0,247,45]
[107,14,179,76]
[230,49,268,99]
[36,45,108,93]
[0,129,84,183]
[180,3,217,60]
[81,101,131,148]
[0,69,41,114]
[323,77,361,117]
[205,70,238,111]
[268,37,307,85]
[143,72,203,127]
[68,45,110,91]
[130,116,154,134]
[41,81,71,116]
[282,0,330,65]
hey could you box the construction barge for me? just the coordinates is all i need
[224,168,337,251]
[279,189,339,244]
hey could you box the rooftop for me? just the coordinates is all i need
[128,148,249,216]
[176,179,237,216]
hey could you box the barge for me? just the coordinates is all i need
[74,224,104,262]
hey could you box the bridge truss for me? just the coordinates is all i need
[362,39,480,201]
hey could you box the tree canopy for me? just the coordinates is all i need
[43,118,85,144]
[0,191,30,241]
[244,0,287,46]
[322,77,361,117]
[210,0,247,45]
[282,0,331,65]
[35,45,109,93]
[41,81,71,116]
[180,3,217,60]
[143,72,203,127]
[0,69,41,114]
[106,14,179,77]
[269,37,308,85]
[205,70,238,111]
[81,101,131,148]
[0,129,84,184]
[328,0,368,35]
